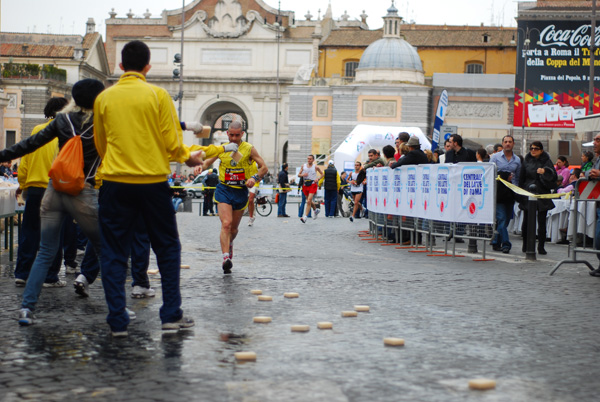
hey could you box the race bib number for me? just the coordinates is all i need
[224,168,246,186]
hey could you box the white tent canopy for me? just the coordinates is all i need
[575,113,600,147]
[332,125,430,173]
[575,113,600,133]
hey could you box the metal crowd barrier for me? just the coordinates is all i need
[550,179,599,275]
[366,211,496,261]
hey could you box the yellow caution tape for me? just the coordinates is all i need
[497,176,568,199]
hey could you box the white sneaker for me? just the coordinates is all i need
[65,264,78,275]
[74,274,89,297]
[126,308,136,320]
[313,208,320,220]
[43,280,66,288]
[131,285,156,299]
[248,217,255,227]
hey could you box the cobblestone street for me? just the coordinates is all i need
[1,205,599,401]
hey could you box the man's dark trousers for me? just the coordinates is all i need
[99,181,182,332]
[203,190,215,215]
[324,189,337,217]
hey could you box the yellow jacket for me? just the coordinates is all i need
[94,72,191,184]
[17,120,59,190]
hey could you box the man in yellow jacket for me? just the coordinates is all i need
[94,40,230,336]
[14,97,68,287]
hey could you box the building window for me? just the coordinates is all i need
[316,100,329,117]
[466,63,483,74]
[5,130,16,148]
[344,61,359,78]
[482,34,489,43]
[558,140,571,156]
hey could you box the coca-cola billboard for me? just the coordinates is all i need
[514,20,600,129]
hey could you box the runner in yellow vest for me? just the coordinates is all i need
[202,122,268,274]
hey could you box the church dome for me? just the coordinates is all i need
[355,2,424,84]
[358,37,422,71]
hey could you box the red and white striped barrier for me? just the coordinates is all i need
[576,180,600,200]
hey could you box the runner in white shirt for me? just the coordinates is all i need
[298,154,323,223]
[348,161,365,222]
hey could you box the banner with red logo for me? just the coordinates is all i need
[513,20,600,129]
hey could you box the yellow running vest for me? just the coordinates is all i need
[218,141,254,189]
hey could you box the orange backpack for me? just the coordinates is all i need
[48,115,99,196]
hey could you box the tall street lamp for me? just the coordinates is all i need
[273,1,283,178]
[173,0,186,176]
[588,0,597,143]
[512,27,540,156]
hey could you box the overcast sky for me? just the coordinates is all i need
[2,0,518,37]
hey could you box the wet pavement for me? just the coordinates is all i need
[1,204,600,401]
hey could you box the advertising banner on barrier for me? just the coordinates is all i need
[367,168,375,212]
[391,167,403,215]
[380,167,391,213]
[405,166,419,217]
[433,164,452,220]
[453,163,495,224]
[418,165,434,218]
[367,163,495,224]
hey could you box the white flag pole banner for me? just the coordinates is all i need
[368,163,496,224]
[452,163,495,224]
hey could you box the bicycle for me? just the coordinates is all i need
[243,189,273,217]
[254,190,273,217]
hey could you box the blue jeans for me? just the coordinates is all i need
[21,183,102,311]
[80,215,150,287]
[62,214,78,267]
[298,193,312,218]
[99,181,182,332]
[173,197,183,212]
[14,187,62,282]
[324,189,337,217]
[493,203,514,249]
[277,191,287,216]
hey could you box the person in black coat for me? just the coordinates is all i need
[389,136,429,168]
[202,169,219,216]
[444,134,477,163]
[518,141,557,255]
[277,163,290,217]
